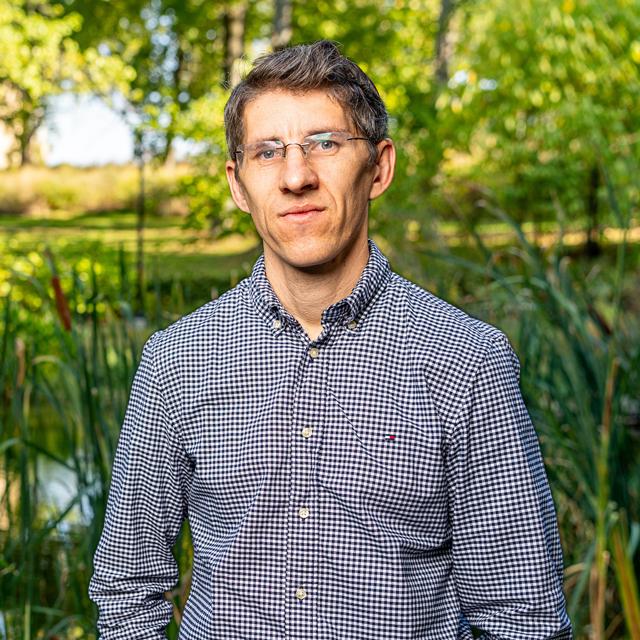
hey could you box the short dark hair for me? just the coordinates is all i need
[224,40,388,164]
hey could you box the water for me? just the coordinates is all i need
[37,457,94,529]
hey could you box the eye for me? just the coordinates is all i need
[309,134,342,155]
[250,142,283,162]
[319,139,336,151]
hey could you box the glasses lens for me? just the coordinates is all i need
[307,132,345,158]
[250,141,283,164]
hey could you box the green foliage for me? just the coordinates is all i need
[64,0,271,161]
[168,0,456,234]
[292,0,451,245]
[0,210,258,327]
[442,0,640,228]
[487,219,640,636]
[174,92,254,235]
[0,253,159,639]
[0,0,132,166]
[403,173,640,636]
[0,225,257,638]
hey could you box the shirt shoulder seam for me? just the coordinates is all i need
[145,329,186,448]
[447,331,515,440]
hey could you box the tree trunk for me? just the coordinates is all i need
[19,134,33,166]
[223,2,248,88]
[135,133,146,316]
[160,46,186,165]
[435,0,456,87]
[272,0,293,51]
[17,108,44,167]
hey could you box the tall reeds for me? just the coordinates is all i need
[420,185,640,637]
[0,249,197,639]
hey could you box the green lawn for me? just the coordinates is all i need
[1,208,638,313]
[0,209,261,310]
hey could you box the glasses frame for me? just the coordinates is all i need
[234,131,371,166]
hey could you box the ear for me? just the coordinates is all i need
[368,139,396,201]
[226,160,251,213]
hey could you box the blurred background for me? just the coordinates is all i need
[1,0,639,638]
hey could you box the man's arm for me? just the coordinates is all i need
[446,334,572,639]
[89,332,191,639]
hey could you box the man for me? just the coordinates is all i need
[90,41,572,639]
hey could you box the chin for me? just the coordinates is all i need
[286,251,335,270]
[267,232,365,271]
[279,241,341,270]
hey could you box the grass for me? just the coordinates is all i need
[0,164,193,216]
[0,211,186,229]
[413,202,640,638]
[0,208,258,256]
[0,241,201,639]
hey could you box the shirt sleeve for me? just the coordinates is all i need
[446,334,572,639]
[89,331,191,639]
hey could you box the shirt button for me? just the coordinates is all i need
[309,346,319,359]
[298,506,310,519]
[273,319,282,329]
[295,587,307,600]
[347,319,357,330]
[301,426,313,438]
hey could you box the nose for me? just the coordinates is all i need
[278,145,319,194]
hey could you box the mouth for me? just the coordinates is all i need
[280,205,326,219]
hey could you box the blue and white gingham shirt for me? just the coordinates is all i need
[90,240,572,639]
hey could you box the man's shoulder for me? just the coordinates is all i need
[386,272,520,424]
[388,271,507,352]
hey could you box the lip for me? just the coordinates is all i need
[280,205,326,217]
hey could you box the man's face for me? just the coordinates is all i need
[226,89,395,271]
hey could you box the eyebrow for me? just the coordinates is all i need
[247,127,351,144]
[305,128,350,137]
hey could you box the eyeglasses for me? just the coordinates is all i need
[234,131,371,167]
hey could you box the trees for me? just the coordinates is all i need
[0,0,130,166]
[176,0,465,236]
[442,0,640,241]
[65,0,268,163]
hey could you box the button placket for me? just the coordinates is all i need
[286,347,323,635]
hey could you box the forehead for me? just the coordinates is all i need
[242,89,350,143]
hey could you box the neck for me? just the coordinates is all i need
[264,240,370,341]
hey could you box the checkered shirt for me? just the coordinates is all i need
[89,240,572,639]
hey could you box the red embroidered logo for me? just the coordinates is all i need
[384,434,396,442]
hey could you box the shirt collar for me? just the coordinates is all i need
[248,239,391,329]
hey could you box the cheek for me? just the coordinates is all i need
[326,168,365,199]
[340,169,374,206]
[242,186,271,223]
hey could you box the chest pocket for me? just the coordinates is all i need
[314,389,447,524]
